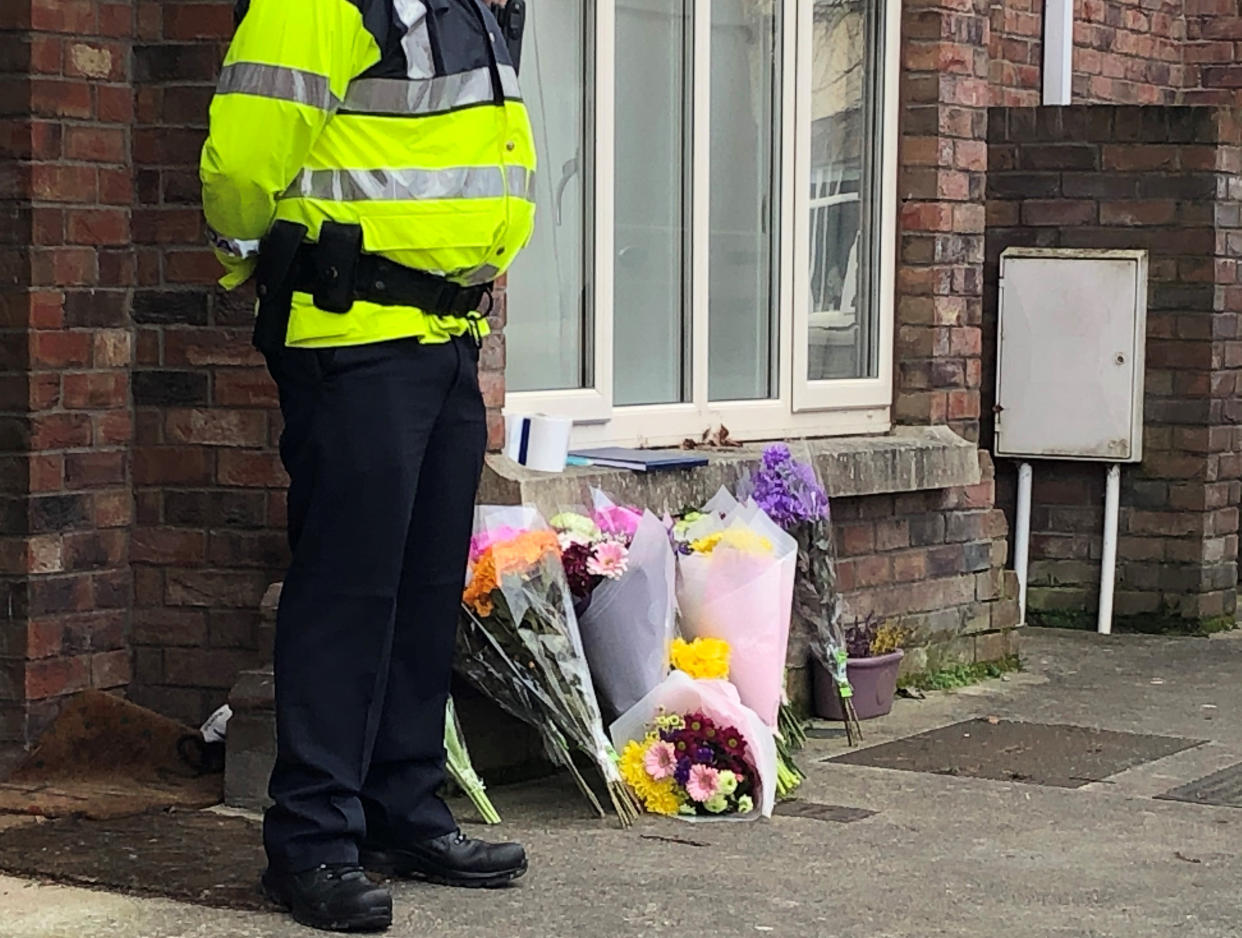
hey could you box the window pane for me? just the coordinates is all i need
[505,0,591,393]
[613,0,692,406]
[807,0,884,381]
[709,0,781,402]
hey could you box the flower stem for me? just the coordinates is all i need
[444,697,502,825]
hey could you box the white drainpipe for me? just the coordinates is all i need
[1097,464,1121,635]
[1042,0,1074,106]
[1014,462,1032,626]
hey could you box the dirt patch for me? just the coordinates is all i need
[0,812,267,911]
[0,690,222,820]
[826,718,1203,788]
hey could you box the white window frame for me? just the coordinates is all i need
[505,0,900,447]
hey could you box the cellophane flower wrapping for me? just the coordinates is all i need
[610,670,776,821]
[572,491,677,724]
[456,505,638,823]
[738,443,852,698]
[676,489,797,728]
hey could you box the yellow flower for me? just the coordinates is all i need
[688,532,723,554]
[619,739,650,789]
[871,622,910,656]
[643,777,682,816]
[670,637,731,680]
[689,529,772,555]
[619,736,686,816]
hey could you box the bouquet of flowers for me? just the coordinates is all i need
[675,491,797,729]
[551,497,639,613]
[610,669,776,821]
[456,505,641,825]
[738,443,861,744]
[551,492,677,723]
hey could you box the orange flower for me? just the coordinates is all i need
[491,530,559,575]
[462,530,559,617]
[463,551,498,617]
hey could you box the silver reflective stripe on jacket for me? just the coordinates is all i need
[341,65,521,116]
[393,0,434,80]
[216,62,339,111]
[506,165,535,202]
[457,263,502,286]
[281,165,537,203]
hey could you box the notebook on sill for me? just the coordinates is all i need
[567,447,709,472]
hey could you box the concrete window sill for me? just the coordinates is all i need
[480,426,982,515]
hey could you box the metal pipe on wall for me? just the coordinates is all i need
[1098,463,1121,635]
[1042,0,1074,105]
[1014,462,1032,626]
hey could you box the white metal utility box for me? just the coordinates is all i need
[994,248,1148,463]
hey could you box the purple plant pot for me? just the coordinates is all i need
[813,650,905,721]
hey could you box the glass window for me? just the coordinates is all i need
[503,0,897,444]
[806,0,885,381]
[612,0,693,406]
[504,0,592,393]
[708,0,782,402]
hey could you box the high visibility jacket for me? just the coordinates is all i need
[200,0,536,348]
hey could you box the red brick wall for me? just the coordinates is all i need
[990,0,1189,106]
[1073,0,1185,103]
[1184,0,1242,105]
[985,107,1242,627]
[125,1,286,724]
[832,453,1019,668]
[990,0,1043,106]
[898,0,991,443]
[0,0,135,758]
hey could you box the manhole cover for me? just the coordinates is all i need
[774,800,876,823]
[825,719,1203,788]
[1157,762,1242,808]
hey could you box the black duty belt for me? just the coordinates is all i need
[288,244,492,318]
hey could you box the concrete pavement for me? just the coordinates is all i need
[2,627,1240,938]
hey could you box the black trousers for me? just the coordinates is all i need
[262,335,486,873]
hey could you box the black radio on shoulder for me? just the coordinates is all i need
[493,0,526,74]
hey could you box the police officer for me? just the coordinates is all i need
[201,0,532,930]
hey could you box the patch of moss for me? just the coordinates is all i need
[1195,615,1239,636]
[898,654,1021,692]
[1029,606,1238,637]
[1028,609,1094,631]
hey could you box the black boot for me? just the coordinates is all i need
[360,830,528,888]
[262,864,393,932]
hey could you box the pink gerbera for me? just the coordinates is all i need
[586,540,629,579]
[685,764,720,803]
[469,525,522,561]
[594,504,642,538]
[643,741,677,781]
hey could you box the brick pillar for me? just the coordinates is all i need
[897,0,991,443]
[0,0,134,765]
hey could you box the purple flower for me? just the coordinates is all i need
[674,756,693,787]
[560,541,599,598]
[762,443,792,470]
[743,444,829,529]
[694,746,714,764]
